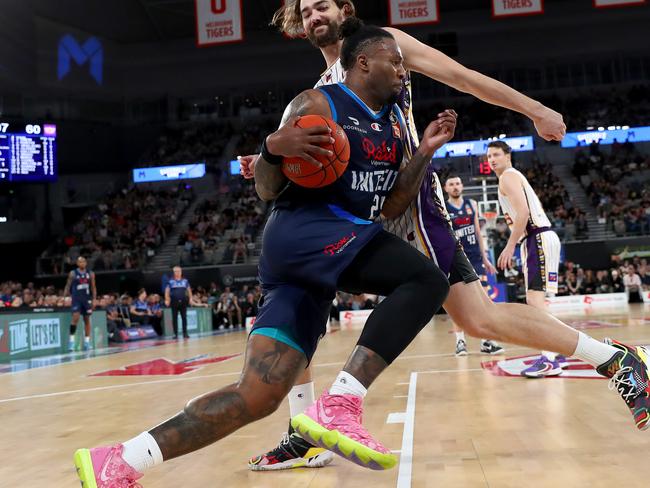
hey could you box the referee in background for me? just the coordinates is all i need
[164,265,192,339]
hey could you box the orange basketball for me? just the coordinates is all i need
[282,115,350,188]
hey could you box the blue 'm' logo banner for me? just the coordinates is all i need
[57,35,103,85]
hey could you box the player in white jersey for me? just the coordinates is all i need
[489,141,565,377]
[243,0,650,470]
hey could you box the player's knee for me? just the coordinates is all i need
[417,262,450,312]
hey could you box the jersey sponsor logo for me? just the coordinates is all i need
[361,139,398,164]
[348,116,359,126]
[390,112,401,139]
[323,232,357,256]
[370,122,382,132]
[342,124,368,135]
[452,216,472,227]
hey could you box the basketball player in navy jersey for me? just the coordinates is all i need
[63,256,97,351]
[243,0,650,470]
[74,23,459,485]
[444,175,503,356]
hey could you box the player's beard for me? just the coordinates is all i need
[306,21,340,48]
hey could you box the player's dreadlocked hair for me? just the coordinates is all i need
[339,18,395,71]
[271,0,356,38]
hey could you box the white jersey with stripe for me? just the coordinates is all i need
[315,58,456,269]
[498,167,551,232]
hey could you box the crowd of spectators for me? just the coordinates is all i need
[545,84,650,133]
[39,185,195,275]
[573,141,650,236]
[178,182,266,266]
[0,281,70,308]
[141,122,233,166]
[554,257,650,302]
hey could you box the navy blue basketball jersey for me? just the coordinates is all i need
[71,268,91,300]
[276,83,405,221]
[445,199,482,263]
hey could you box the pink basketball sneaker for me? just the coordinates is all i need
[74,444,143,488]
[291,392,396,470]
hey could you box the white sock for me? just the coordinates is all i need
[84,336,90,344]
[69,334,75,343]
[572,332,619,368]
[455,331,465,343]
[122,432,164,473]
[543,351,557,361]
[288,382,315,417]
[329,371,367,398]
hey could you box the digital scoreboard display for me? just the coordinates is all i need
[133,163,206,183]
[432,136,534,159]
[0,122,57,183]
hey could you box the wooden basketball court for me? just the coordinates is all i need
[2,305,649,487]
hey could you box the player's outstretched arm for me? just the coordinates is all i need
[382,110,457,219]
[255,89,333,201]
[384,28,566,142]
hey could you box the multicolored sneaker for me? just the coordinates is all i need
[248,422,334,471]
[521,355,562,378]
[455,339,468,357]
[597,339,650,431]
[480,340,504,355]
[291,392,396,470]
[74,444,143,488]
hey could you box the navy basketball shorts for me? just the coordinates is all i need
[252,203,382,362]
[72,298,93,316]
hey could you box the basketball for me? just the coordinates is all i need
[282,115,350,188]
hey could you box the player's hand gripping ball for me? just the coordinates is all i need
[282,115,350,188]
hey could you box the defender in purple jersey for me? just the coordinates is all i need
[246,0,650,468]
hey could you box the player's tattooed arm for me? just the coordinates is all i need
[382,109,457,219]
[255,89,333,201]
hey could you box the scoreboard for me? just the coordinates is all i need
[0,122,57,183]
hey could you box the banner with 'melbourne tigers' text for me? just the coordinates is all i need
[388,0,439,26]
[195,0,243,47]
[594,0,646,7]
[492,0,544,18]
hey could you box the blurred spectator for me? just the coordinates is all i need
[624,265,643,303]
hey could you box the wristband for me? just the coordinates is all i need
[261,137,284,166]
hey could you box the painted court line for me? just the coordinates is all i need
[396,371,417,488]
[0,370,242,404]
[417,368,484,374]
